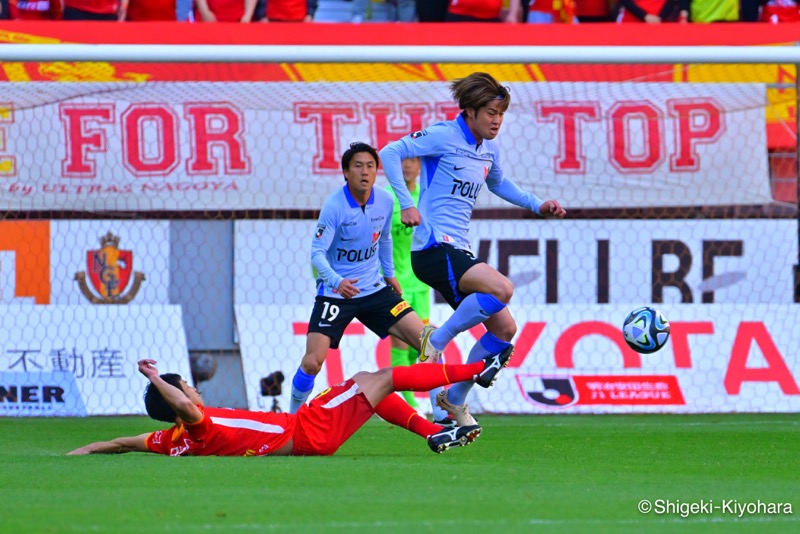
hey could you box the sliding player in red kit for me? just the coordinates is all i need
[68,350,513,457]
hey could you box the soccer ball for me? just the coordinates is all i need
[190,353,218,383]
[622,306,670,354]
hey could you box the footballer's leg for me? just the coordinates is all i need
[439,310,515,412]
[373,388,441,438]
[436,340,515,427]
[426,262,513,353]
[364,289,445,418]
[289,333,331,414]
[385,304,449,420]
[290,295,356,414]
[353,352,512,448]
[353,368,482,453]
[389,336,421,409]
[427,263,516,426]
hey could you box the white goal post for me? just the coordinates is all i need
[1,44,800,64]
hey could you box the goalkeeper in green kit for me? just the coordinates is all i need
[387,157,451,425]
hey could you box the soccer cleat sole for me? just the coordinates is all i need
[476,345,515,388]
[431,427,481,454]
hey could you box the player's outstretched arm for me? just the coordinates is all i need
[67,433,150,455]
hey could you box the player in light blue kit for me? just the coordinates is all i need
[289,142,442,415]
[379,72,567,426]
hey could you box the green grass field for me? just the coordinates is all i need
[2,414,798,533]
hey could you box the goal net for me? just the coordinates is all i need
[0,46,798,417]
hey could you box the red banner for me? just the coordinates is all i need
[0,22,796,148]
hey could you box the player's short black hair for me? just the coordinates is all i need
[144,373,184,423]
[341,142,380,173]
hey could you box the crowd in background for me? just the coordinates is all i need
[0,0,797,27]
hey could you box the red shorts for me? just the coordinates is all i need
[291,379,375,456]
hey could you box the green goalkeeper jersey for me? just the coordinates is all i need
[387,183,427,293]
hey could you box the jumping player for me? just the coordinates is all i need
[379,72,566,427]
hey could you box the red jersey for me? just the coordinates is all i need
[619,0,668,21]
[126,0,176,20]
[198,0,244,22]
[448,0,503,19]
[266,0,307,20]
[145,406,296,456]
[9,0,62,19]
[63,0,120,15]
[761,0,800,22]
[575,0,609,17]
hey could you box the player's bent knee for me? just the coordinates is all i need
[300,354,325,376]
[483,277,514,303]
[368,367,393,387]
[372,367,392,379]
[495,280,514,303]
[353,368,393,400]
[352,370,370,381]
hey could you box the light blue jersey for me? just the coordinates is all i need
[380,115,545,253]
[311,184,395,299]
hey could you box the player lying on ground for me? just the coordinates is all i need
[67,349,513,457]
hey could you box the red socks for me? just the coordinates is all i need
[374,362,486,438]
[391,362,483,392]
[373,393,441,438]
